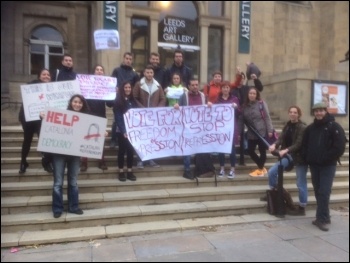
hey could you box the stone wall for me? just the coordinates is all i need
[261,69,349,129]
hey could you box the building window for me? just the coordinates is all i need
[30,26,64,75]
[207,26,223,81]
[208,1,224,16]
[131,17,150,74]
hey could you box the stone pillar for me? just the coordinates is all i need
[199,20,209,85]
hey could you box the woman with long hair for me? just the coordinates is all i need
[242,87,273,177]
[51,94,90,218]
[265,106,308,215]
[80,64,111,171]
[113,81,138,182]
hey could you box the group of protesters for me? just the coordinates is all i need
[19,51,347,233]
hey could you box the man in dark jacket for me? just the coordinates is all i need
[54,54,77,81]
[140,52,167,90]
[110,52,140,148]
[165,49,193,88]
[302,102,346,232]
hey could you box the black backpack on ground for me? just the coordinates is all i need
[194,153,215,178]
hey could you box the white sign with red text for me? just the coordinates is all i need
[37,108,107,159]
[20,80,80,122]
[76,74,117,100]
[124,104,235,161]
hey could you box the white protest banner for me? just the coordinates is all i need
[124,104,234,161]
[37,108,107,159]
[20,80,80,122]
[76,74,117,100]
[94,29,120,50]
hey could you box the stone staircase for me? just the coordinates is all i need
[1,110,349,248]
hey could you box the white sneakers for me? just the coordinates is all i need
[218,169,235,179]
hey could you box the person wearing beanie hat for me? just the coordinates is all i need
[311,102,328,110]
[302,101,346,231]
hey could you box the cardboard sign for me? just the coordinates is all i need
[37,108,107,159]
[20,80,80,122]
[76,74,117,100]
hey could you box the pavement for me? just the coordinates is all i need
[1,208,349,262]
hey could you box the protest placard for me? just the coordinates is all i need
[124,104,235,161]
[37,108,107,159]
[94,29,120,50]
[20,80,80,122]
[76,74,117,100]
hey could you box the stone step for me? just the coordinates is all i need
[1,181,348,215]
[1,193,348,235]
[1,171,349,197]
[0,209,322,248]
[1,164,349,183]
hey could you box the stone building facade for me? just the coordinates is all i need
[1,1,349,126]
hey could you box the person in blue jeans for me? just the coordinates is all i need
[51,94,90,218]
[215,81,241,179]
[265,105,308,215]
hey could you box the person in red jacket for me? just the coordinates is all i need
[203,70,222,103]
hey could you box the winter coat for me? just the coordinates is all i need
[133,77,166,108]
[242,100,273,140]
[111,64,140,88]
[302,113,346,166]
[140,65,167,90]
[114,98,138,135]
[54,66,76,81]
[275,120,306,165]
[203,81,221,103]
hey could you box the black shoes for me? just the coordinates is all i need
[118,172,127,182]
[98,162,108,170]
[127,172,136,181]
[68,208,84,215]
[287,206,306,216]
[53,212,62,218]
[312,219,329,231]
[183,170,195,180]
[19,161,29,174]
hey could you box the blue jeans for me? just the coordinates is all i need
[218,145,236,168]
[52,154,80,213]
[310,165,336,223]
[268,158,308,207]
[295,165,308,207]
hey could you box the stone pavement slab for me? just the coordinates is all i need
[1,210,348,262]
